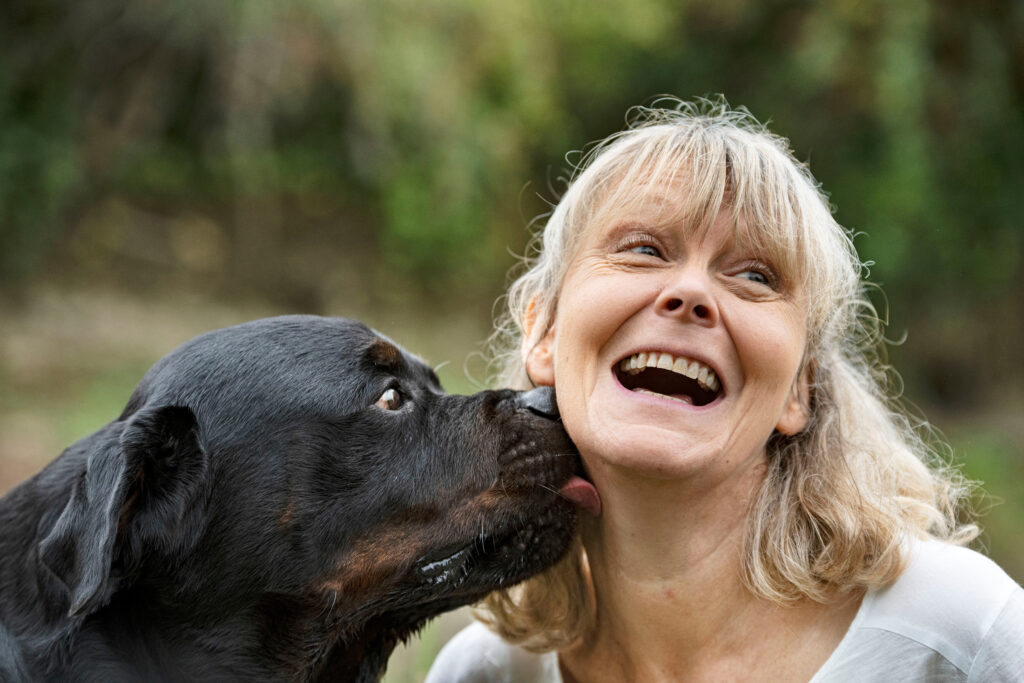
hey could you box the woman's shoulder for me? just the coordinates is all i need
[424,621,562,683]
[813,540,1022,681]
[869,538,1020,627]
[838,538,1024,679]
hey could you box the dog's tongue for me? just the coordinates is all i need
[559,475,602,517]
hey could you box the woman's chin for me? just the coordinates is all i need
[582,444,722,482]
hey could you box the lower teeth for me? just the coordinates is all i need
[633,388,694,405]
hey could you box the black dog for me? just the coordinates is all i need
[0,316,584,681]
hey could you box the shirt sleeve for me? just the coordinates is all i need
[968,587,1024,682]
[425,622,561,683]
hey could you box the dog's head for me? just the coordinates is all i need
[33,316,581,678]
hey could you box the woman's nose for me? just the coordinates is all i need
[655,269,718,326]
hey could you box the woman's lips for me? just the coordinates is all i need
[618,350,721,393]
[612,350,725,408]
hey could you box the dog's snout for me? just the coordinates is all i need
[516,387,559,419]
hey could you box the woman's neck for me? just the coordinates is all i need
[561,462,860,682]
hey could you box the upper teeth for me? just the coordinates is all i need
[619,352,720,393]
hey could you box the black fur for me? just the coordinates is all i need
[0,316,578,681]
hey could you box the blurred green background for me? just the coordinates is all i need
[1,0,1021,680]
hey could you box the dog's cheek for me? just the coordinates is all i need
[400,398,505,491]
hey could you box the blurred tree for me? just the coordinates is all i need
[0,0,1021,399]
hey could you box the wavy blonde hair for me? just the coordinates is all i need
[479,96,978,650]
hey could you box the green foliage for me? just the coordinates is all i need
[0,36,81,280]
[950,426,1024,583]
[0,0,1021,392]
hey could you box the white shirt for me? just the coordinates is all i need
[426,540,1024,682]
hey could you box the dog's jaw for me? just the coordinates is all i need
[309,618,415,683]
[259,594,443,683]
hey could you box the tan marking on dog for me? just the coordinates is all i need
[367,339,402,369]
[279,498,295,528]
[320,525,434,595]
[316,487,516,598]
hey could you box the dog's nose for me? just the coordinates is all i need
[516,387,559,419]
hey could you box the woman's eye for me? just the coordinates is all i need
[628,244,662,258]
[736,269,770,286]
[375,388,403,410]
[613,230,665,259]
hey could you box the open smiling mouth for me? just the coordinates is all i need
[615,352,722,406]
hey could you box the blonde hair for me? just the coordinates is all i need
[480,96,977,650]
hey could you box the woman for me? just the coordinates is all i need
[426,98,1023,681]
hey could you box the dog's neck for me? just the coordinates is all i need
[57,594,413,682]
[1,541,421,682]
[294,594,434,682]
[310,618,403,683]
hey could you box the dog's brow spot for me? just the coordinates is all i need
[279,499,295,528]
[367,339,402,369]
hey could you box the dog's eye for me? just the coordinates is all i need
[374,388,403,410]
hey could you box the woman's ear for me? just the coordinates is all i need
[776,360,812,436]
[522,295,556,386]
[525,326,556,387]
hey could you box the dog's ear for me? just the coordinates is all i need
[119,405,210,557]
[38,405,209,617]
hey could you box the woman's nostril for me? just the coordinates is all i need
[665,298,683,311]
[694,304,710,319]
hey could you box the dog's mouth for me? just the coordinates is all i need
[407,401,585,600]
[558,474,601,516]
[417,542,475,585]
[414,505,575,593]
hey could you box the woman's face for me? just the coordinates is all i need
[527,190,810,485]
